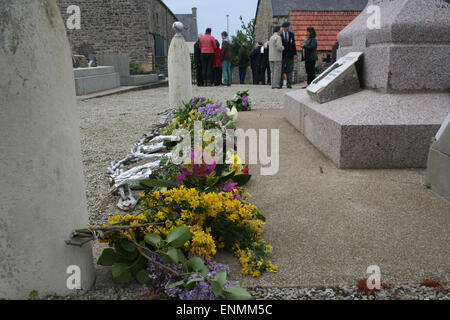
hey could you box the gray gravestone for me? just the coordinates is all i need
[0,0,95,299]
[168,22,192,107]
[307,52,362,104]
[98,52,130,77]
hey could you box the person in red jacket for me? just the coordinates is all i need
[199,28,217,86]
[213,40,223,86]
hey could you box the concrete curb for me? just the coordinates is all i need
[77,80,168,101]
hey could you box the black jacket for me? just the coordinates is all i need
[194,40,201,65]
[303,37,318,62]
[238,47,249,68]
[221,41,233,61]
[281,30,297,59]
[259,47,269,68]
[249,47,261,68]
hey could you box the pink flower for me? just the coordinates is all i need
[218,181,238,193]
[177,150,217,184]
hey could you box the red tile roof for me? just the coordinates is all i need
[290,11,361,51]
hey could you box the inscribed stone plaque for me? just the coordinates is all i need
[307,52,363,104]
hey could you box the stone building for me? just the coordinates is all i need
[57,0,178,71]
[176,7,199,54]
[254,0,368,82]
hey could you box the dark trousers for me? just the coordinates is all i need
[214,67,222,86]
[258,65,269,84]
[201,53,215,85]
[251,65,259,84]
[196,64,203,86]
[239,67,247,84]
[305,60,316,84]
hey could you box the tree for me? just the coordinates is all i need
[231,16,255,66]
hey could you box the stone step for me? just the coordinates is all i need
[284,89,450,169]
[74,67,120,96]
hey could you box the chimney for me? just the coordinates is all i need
[192,7,197,20]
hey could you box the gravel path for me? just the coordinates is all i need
[76,85,449,300]
[49,283,449,300]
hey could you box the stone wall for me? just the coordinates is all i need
[57,0,177,65]
[254,0,273,44]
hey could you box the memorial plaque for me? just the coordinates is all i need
[307,52,363,104]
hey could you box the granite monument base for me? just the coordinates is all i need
[74,66,120,95]
[426,146,450,201]
[284,89,450,169]
[426,113,450,202]
[120,74,159,86]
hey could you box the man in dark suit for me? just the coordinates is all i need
[280,22,297,88]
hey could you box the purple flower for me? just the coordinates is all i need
[218,181,238,193]
[176,149,217,183]
[147,255,240,300]
[198,103,228,119]
[241,95,249,107]
[189,97,207,109]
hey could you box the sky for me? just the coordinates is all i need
[163,0,258,40]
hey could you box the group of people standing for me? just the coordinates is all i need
[194,22,318,89]
[194,29,233,87]
[268,22,318,89]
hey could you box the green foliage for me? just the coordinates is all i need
[167,226,193,248]
[129,61,140,75]
[97,226,251,300]
[223,286,252,300]
[97,248,117,266]
[140,178,177,189]
[231,17,255,66]
[29,290,39,300]
[144,234,162,247]
[136,269,151,285]
[187,257,209,275]
[130,61,152,75]
[211,269,227,296]
[112,263,132,283]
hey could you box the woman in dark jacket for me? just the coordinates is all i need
[302,27,318,86]
[238,42,249,84]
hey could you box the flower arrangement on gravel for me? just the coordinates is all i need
[137,97,276,277]
[67,94,275,300]
[226,90,251,112]
[79,215,251,300]
[134,185,276,277]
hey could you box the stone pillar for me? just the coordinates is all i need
[0,0,95,299]
[168,22,193,107]
[426,113,450,202]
